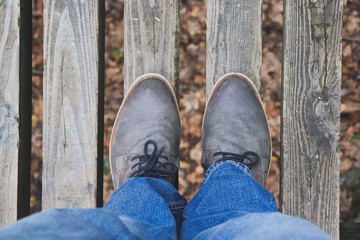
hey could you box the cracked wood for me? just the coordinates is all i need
[43,0,99,209]
[281,0,343,238]
[206,0,262,97]
[124,0,179,92]
[0,0,20,226]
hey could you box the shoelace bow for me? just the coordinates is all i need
[214,151,260,169]
[130,140,178,178]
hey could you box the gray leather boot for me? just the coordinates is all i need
[110,74,180,189]
[202,73,271,186]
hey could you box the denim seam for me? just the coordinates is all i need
[203,161,255,184]
[168,201,187,210]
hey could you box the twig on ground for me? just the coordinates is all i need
[343,36,360,43]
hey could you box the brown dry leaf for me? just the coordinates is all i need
[195,165,203,175]
[32,54,43,69]
[343,44,352,57]
[341,158,354,174]
[106,67,121,84]
[190,141,202,162]
[180,140,190,151]
[194,75,204,85]
[340,190,352,214]
[264,102,280,118]
[179,175,188,190]
[187,172,197,183]
[341,101,360,114]
[180,161,191,170]
[186,111,203,138]
[266,161,280,206]
[32,75,42,88]
[344,13,360,34]
[181,91,199,112]
[341,139,360,161]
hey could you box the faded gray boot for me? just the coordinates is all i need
[110,74,180,189]
[202,73,271,186]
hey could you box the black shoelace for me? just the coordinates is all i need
[130,140,178,178]
[214,151,260,169]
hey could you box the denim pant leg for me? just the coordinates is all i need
[0,177,186,240]
[181,162,331,240]
[103,177,187,238]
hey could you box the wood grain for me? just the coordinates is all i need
[0,0,20,225]
[206,0,262,97]
[124,0,179,93]
[43,0,99,209]
[281,0,343,238]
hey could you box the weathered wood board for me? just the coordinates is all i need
[206,0,262,97]
[0,0,31,225]
[0,0,20,226]
[43,0,100,209]
[281,0,343,238]
[124,0,180,92]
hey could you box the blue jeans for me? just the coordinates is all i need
[0,162,331,239]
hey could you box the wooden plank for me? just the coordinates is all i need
[43,0,100,209]
[124,0,180,92]
[206,0,262,97]
[0,0,20,226]
[0,0,31,225]
[281,0,343,238]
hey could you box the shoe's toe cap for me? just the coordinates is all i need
[202,74,271,186]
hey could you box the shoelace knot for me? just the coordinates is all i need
[214,151,260,169]
[130,140,178,178]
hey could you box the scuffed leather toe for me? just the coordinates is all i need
[202,73,271,186]
[110,74,180,189]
